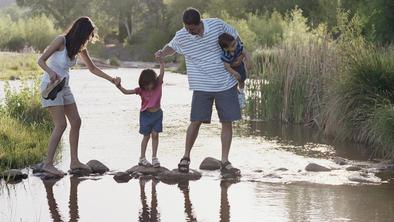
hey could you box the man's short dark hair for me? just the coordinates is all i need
[183,7,201,25]
[218,33,235,49]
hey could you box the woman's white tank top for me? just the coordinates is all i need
[41,36,77,85]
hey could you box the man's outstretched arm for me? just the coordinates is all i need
[155,45,176,60]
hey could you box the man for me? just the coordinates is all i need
[155,8,241,176]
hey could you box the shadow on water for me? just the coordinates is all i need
[236,120,373,160]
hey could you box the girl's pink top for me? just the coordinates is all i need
[134,81,163,112]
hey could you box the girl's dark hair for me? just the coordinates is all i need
[218,33,235,49]
[64,16,96,59]
[139,69,158,89]
[183,7,201,25]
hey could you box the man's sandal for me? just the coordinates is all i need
[220,161,241,176]
[178,157,190,173]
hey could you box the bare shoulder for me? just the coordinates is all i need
[52,35,65,51]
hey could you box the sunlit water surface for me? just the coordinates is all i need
[1,69,393,222]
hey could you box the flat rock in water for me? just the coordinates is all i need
[126,165,169,175]
[333,157,348,165]
[69,168,92,177]
[31,163,45,173]
[275,168,289,171]
[0,169,28,180]
[346,166,362,171]
[157,169,201,182]
[199,157,221,170]
[305,163,331,172]
[87,160,109,174]
[113,172,133,183]
[35,172,64,180]
[348,175,376,183]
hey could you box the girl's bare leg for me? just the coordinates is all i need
[64,103,89,170]
[140,134,150,159]
[42,106,67,175]
[151,131,159,158]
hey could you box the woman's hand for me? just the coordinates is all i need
[112,77,121,86]
[48,70,60,83]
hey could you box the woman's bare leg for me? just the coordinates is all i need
[64,103,89,170]
[42,106,67,175]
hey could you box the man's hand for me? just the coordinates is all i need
[154,50,163,61]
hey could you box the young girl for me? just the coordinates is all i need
[116,61,165,168]
[38,16,120,176]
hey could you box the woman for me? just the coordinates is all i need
[38,16,120,176]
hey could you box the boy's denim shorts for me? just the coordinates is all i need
[139,109,163,135]
[233,61,247,82]
[190,86,241,123]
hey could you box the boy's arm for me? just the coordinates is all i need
[224,62,241,81]
[157,61,165,82]
[117,85,136,95]
[242,49,252,70]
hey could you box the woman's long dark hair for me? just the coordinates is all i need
[64,16,96,59]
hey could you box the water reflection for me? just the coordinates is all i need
[138,179,160,222]
[178,181,197,222]
[219,179,239,222]
[43,176,83,222]
[237,120,372,160]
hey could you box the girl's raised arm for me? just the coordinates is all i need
[37,36,64,82]
[157,61,165,82]
[79,49,118,84]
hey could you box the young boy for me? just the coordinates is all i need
[218,33,251,108]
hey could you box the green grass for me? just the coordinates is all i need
[0,115,50,171]
[0,52,41,80]
[0,80,52,171]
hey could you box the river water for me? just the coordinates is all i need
[1,68,393,222]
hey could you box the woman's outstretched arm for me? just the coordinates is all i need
[79,49,118,84]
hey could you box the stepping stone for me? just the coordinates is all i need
[333,157,348,165]
[346,166,362,171]
[275,168,289,171]
[126,165,169,175]
[87,160,110,174]
[31,163,45,173]
[113,172,133,183]
[305,163,331,172]
[68,168,92,177]
[157,169,201,183]
[199,157,221,170]
[0,169,28,181]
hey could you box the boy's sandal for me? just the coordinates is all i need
[220,161,241,176]
[178,157,190,173]
[138,158,152,167]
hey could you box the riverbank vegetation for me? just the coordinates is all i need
[0,81,51,171]
[0,52,40,80]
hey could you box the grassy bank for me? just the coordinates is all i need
[0,81,51,171]
[0,52,40,80]
[246,11,394,158]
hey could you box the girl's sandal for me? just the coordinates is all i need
[152,157,160,168]
[138,158,152,167]
[178,157,190,173]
